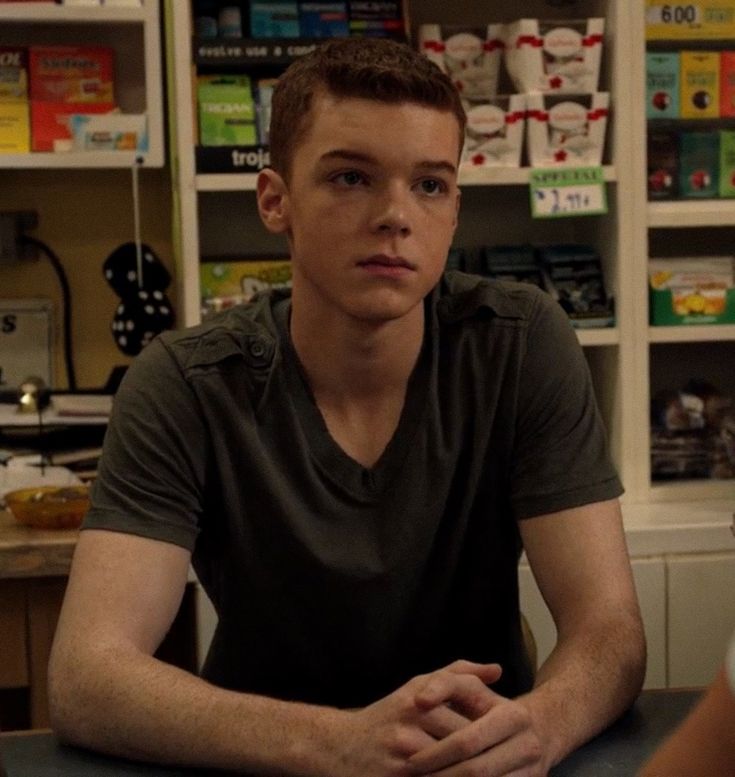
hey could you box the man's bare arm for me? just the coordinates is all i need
[518,498,646,769]
[49,529,503,776]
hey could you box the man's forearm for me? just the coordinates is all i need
[49,644,341,776]
[519,608,646,769]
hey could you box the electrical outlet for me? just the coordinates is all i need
[0,210,38,264]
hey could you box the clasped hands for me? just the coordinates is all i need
[335,660,548,777]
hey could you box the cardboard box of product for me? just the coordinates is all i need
[29,45,114,104]
[30,100,115,151]
[648,130,679,199]
[679,130,720,197]
[720,52,735,117]
[646,52,680,118]
[680,51,720,118]
[649,256,735,325]
[250,1,300,37]
[461,94,525,168]
[418,24,504,100]
[198,76,256,147]
[0,101,30,153]
[0,47,28,101]
[503,18,604,95]
[719,130,735,197]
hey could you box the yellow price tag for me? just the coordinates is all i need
[646,1,735,39]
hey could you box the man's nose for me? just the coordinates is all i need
[371,184,411,236]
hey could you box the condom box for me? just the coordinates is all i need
[503,18,604,94]
[460,93,525,168]
[30,100,115,151]
[250,2,300,37]
[646,52,680,118]
[418,24,503,99]
[680,50,720,118]
[348,1,405,38]
[647,129,679,199]
[719,130,735,197]
[526,92,608,167]
[678,130,719,197]
[29,45,115,104]
[198,75,256,146]
[298,2,348,37]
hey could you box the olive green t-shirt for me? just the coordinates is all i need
[85,271,622,706]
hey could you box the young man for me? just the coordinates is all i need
[49,38,645,776]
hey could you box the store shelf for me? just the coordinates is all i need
[195,164,618,193]
[0,3,149,23]
[648,199,735,228]
[576,327,619,347]
[0,149,156,169]
[649,324,735,343]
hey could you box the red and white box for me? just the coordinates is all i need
[526,92,609,167]
[503,18,604,94]
[461,94,526,168]
[31,101,115,151]
[29,45,115,104]
[418,24,504,99]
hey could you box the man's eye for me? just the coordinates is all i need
[333,170,366,186]
[418,178,446,195]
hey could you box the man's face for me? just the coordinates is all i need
[259,92,461,325]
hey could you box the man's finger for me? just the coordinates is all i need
[418,703,471,739]
[413,672,501,719]
[445,660,503,685]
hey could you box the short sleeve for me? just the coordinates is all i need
[83,338,209,551]
[510,292,623,519]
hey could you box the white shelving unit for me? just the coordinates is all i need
[0,0,164,168]
[166,0,733,526]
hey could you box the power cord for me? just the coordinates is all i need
[20,235,77,392]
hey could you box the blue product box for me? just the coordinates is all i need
[250,1,300,38]
[646,52,680,119]
[299,2,348,37]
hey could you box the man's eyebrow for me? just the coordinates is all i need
[318,149,457,175]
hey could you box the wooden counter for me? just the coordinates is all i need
[0,511,197,730]
[0,509,78,580]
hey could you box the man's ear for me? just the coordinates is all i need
[256,168,290,234]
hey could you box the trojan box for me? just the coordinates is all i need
[647,130,679,199]
[29,46,114,104]
[503,18,604,94]
[720,52,735,117]
[198,76,256,146]
[719,130,735,197]
[418,24,503,99]
[680,51,720,118]
[646,52,679,118]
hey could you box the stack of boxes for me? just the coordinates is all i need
[417,17,608,169]
[647,49,735,199]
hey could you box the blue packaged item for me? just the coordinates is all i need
[299,2,348,37]
[250,1,300,37]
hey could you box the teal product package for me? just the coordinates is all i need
[198,75,257,146]
[298,2,348,36]
[679,130,720,198]
[250,1,300,37]
[646,52,680,119]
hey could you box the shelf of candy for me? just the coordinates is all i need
[649,255,735,326]
[447,242,615,332]
[651,379,735,482]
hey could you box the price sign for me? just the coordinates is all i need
[646,1,735,39]
[529,167,607,219]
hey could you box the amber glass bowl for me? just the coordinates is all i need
[4,485,90,529]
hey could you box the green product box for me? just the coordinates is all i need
[719,129,735,197]
[678,130,719,198]
[198,76,256,147]
[646,52,680,118]
[650,287,735,324]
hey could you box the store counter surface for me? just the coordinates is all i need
[0,689,700,777]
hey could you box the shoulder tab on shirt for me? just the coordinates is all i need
[159,294,278,373]
[437,271,543,324]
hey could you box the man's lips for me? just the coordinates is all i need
[357,255,416,271]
